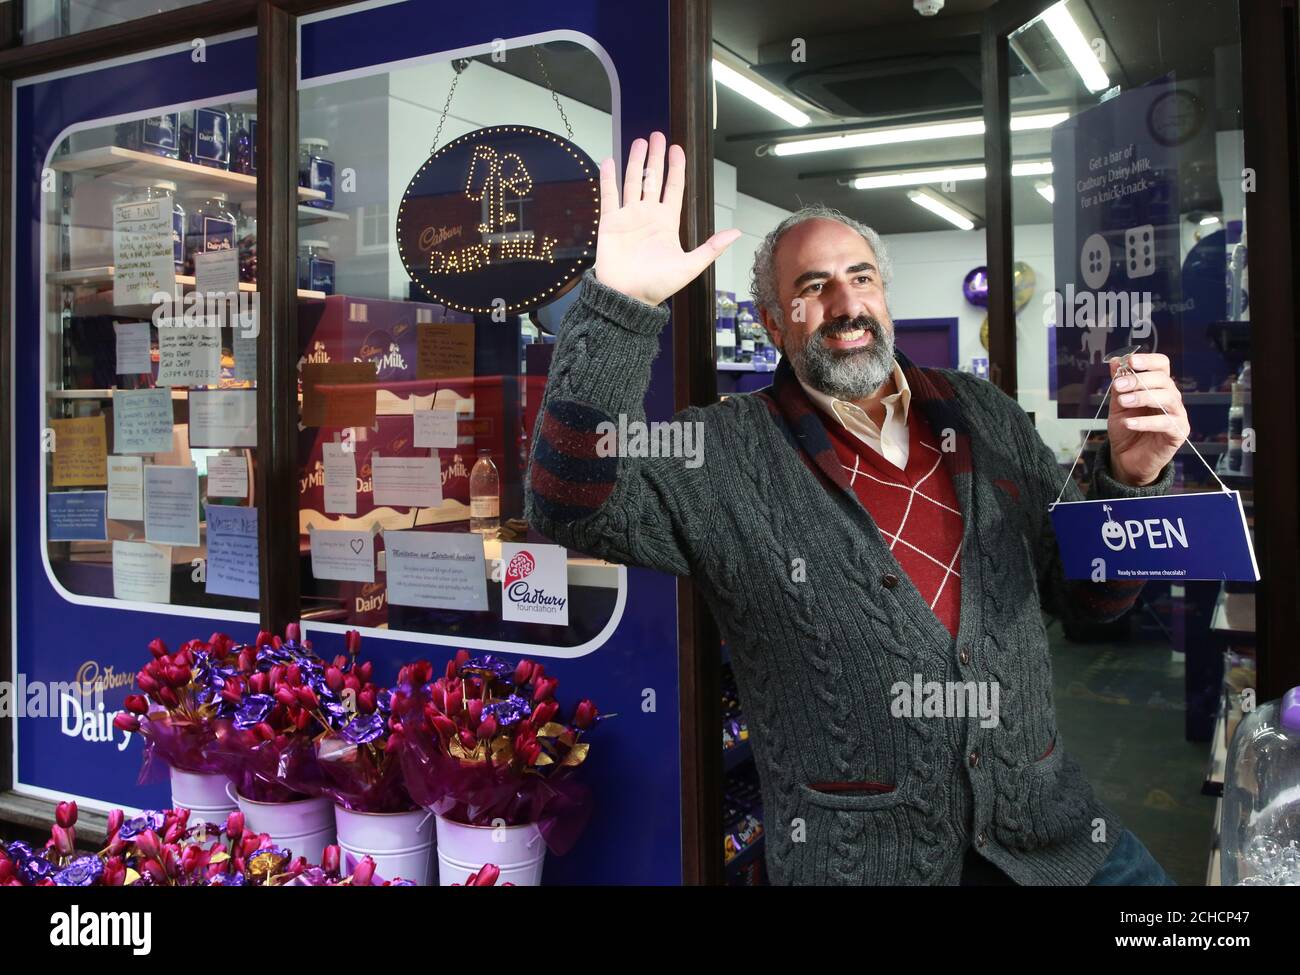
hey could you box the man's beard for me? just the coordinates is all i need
[783,314,895,401]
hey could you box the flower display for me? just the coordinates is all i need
[392,651,604,854]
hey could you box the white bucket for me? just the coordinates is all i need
[435,815,546,886]
[334,805,435,886]
[169,768,238,823]
[229,786,336,865]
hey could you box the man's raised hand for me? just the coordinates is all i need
[594,131,741,307]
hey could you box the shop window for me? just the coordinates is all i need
[295,37,622,655]
[21,0,211,43]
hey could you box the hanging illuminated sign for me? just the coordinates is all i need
[396,124,600,316]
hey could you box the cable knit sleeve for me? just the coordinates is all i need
[524,270,717,576]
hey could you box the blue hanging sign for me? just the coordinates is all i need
[1049,491,1259,582]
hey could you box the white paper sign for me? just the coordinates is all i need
[501,542,569,626]
[112,199,176,307]
[112,540,172,603]
[386,530,488,611]
[309,528,375,582]
[193,249,240,299]
[189,389,256,447]
[372,455,442,508]
[413,409,457,449]
[233,325,257,382]
[156,323,222,387]
[207,454,249,499]
[323,442,357,514]
[113,388,174,454]
[106,455,144,520]
[114,322,153,375]
[144,464,199,546]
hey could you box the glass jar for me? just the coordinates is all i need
[298,137,335,210]
[230,111,257,175]
[115,113,181,158]
[297,240,335,295]
[190,106,231,169]
[181,191,237,275]
[236,209,257,285]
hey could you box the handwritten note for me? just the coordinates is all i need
[107,455,144,520]
[144,464,199,546]
[189,389,256,447]
[113,388,174,454]
[112,540,172,603]
[114,322,153,375]
[50,415,107,486]
[309,528,375,583]
[233,326,257,382]
[205,505,259,599]
[413,409,457,449]
[386,530,487,611]
[323,442,357,514]
[157,323,222,387]
[48,491,108,541]
[301,362,377,428]
[372,455,442,508]
[206,454,248,499]
[113,199,176,307]
[417,323,475,379]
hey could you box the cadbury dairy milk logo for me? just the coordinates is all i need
[300,460,325,495]
[1100,503,1188,552]
[441,455,469,486]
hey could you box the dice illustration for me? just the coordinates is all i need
[1125,225,1156,279]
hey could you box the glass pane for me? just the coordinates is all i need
[21,0,211,44]
[1009,0,1251,885]
[295,42,618,650]
[42,98,263,613]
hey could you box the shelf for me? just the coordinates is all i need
[47,266,326,302]
[1203,699,1228,797]
[297,205,349,225]
[718,361,776,372]
[47,388,191,400]
[50,145,325,205]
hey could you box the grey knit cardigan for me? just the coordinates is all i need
[525,272,1172,885]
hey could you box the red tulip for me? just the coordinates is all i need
[271,635,283,650]
[106,809,124,839]
[164,663,188,685]
[249,672,268,694]
[532,676,558,703]
[459,728,477,751]
[102,857,125,886]
[164,822,184,845]
[296,685,319,710]
[157,687,179,709]
[254,721,275,741]
[225,812,245,844]
[358,688,376,713]
[238,647,256,672]
[467,698,483,724]
[135,829,162,860]
[325,666,344,692]
[286,622,301,643]
[410,660,433,685]
[512,659,535,685]
[477,715,498,740]
[255,629,273,648]
[269,665,286,687]
[180,844,200,874]
[574,699,598,729]
[275,686,298,708]
[141,859,167,884]
[344,674,361,693]
[430,714,457,740]
[352,856,376,886]
[113,713,140,734]
[357,661,373,683]
[322,845,341,874]
[136,672,159,695]
[50,825,74,856]
[445,660,457,681]
[471,863,501,886]
[531,700,559,728]
[446,685,463,715]
[345,629,362,655]
[221,683,243,705]
[147,638,168,658]
[292,709,311,731]
[55,801,78,828]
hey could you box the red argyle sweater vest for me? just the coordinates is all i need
[820,408,963,637]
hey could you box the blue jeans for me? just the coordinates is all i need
[1088,829,1177,886]
[960,829,1176,885]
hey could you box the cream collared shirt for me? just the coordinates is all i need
[799,361,912,469]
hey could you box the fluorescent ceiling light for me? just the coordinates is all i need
[1199,215,1221,226]
[772,112,1068,157]
[908,189,976,230]
[852,160,1052,190]
[1036,180,1055,203]
[712,59,810,128]
[1041,1,1110,93]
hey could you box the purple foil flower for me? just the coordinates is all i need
[233,693,275,730]
[53,855,104,887]
[340,713,384,744]
[17,852,55,885]
[482,694,533,727]
[210,871,245,886]
[118,810,166,841]
[460,656,512,679]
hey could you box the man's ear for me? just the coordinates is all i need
[758,307,783,351]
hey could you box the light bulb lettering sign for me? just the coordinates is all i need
[397,125,599,315]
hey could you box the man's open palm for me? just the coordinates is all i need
[595,131,741,307]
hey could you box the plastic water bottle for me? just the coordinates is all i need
[469,449,500,535]
[1221,686,1300,884]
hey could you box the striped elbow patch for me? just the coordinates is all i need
[530,400,620,523]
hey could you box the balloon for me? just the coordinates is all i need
[963,266,989,307]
